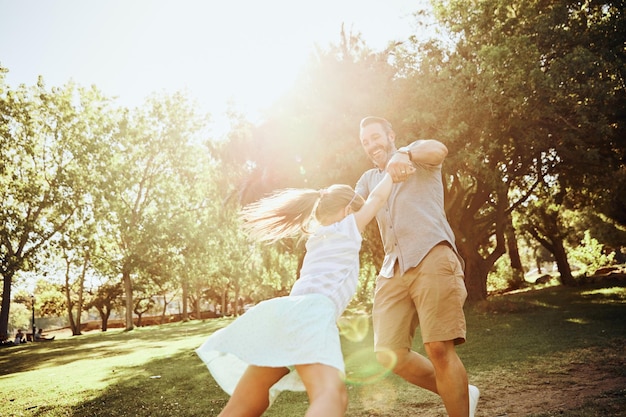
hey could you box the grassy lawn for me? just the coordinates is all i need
[1,281,625,417]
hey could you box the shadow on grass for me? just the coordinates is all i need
[0,318,233,376]
[66,350,228,417]
[460,283,626,373]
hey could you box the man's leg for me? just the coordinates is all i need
[376,348,439,393]
[218,365,289,417]
[380,343,471,417]
[424,340,469,417]
[379,346,477,417]
[410,244,475,416]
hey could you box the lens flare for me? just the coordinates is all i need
[343,348,397,386]
[337,313,370,342]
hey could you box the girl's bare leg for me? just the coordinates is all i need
[218,365,289,417]
[295,363,348,417]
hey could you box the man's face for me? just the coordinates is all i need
[360,123,395,169]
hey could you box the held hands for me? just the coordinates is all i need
[386,152,415,183]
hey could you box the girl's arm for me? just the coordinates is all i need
[354,172,406,233]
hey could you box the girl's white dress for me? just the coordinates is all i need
[196,214,362,403]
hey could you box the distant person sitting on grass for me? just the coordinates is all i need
[34,328,55,341]
[14,329,26,344]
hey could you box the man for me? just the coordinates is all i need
[355,116,479,417]
[34,328,55,341]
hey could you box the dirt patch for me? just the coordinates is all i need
[347,342,626,417]
[473,346,626,417]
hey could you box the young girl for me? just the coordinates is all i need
[196,170,408,417]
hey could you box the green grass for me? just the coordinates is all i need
[1,282,625,417]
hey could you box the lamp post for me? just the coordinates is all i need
[30,294,36,340]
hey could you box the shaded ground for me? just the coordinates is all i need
[345,341,626,417]
[472,343,626,417]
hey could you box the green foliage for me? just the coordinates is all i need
[0,76,119,337]
[7,302,30,336]
[397,0,626,299]
[93,91,212,328]
[487,254,516,293]
[252,241,299,297]
[33,279,67,317]
[568,230,615,276]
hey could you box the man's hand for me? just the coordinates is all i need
[386,152,415,183]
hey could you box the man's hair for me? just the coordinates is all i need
[359,116,393,134]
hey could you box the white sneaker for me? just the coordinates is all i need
[469,385,480,417]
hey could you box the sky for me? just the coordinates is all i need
[0,0,424,133]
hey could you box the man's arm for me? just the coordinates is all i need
[387,139,448,182]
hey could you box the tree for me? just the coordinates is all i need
[59,239,91,335]
[98,92,210,331]
[385,0,626,299]
[568,229,615,275]
[31,279,67,318]
[0,72,118,338]
[55,210,101,336]
[85,281,123,332]
[519,182,577,285]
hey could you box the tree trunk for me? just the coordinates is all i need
[181,278,189,322]
[134,298,151,327]
[102,309,111,331]
[0,271,15,340]
[195,290,201,319]
[75,252,88,336]
[221,287,228,316]
[552,238,576,286]
[64,257,78,335]
[65,252,89,336]
[96,306,111,331]
[526,223,576,286]
[234,283,241,316]
[160,294,169,324]
[505,221,525,289]
[460,248,491,302]
[123,267,134,331]
[456,190,508,302]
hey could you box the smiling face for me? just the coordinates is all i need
[360,121,396,170]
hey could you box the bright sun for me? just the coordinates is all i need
[1,0,420,132]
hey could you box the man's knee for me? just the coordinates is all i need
[424,340,457,366]
[375,348,410,373]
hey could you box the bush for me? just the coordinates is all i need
[8,302,31,337]
[568,230,615,276]
[487,255,524,293]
